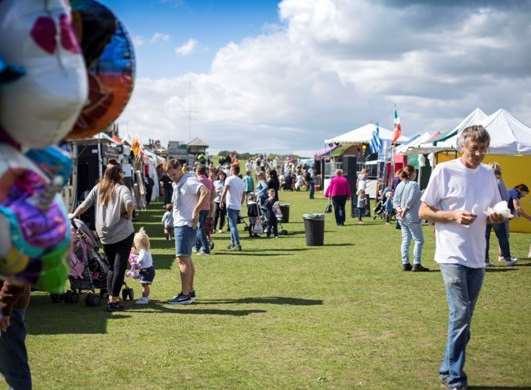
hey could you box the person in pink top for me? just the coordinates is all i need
[325,169,352,226]
[195,165,215,255]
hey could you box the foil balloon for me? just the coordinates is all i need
[66,0,135,140]
[0,144,72,293]
[0,0,88,148]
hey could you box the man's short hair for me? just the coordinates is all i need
[196,164,207,176]
[458,125,490,150]
[231,164,240,175]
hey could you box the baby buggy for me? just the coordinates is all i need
[258,198,288,237]
[52,218,133,306]
[246,199,265,238]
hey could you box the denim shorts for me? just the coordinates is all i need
[139,267,155,284]
[174,225,197,257]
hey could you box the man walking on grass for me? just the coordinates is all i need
[419,125,505,390]
[221,164,245,251]
[165,159,209,305]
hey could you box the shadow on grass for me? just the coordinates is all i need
[198,296,323,306]
[215,251,294,257]
[325,243,354,247]
[154,254,176,269]
[27,295,129,335]
[485,268,518,273]
[469,387,531,390]
[126,301,266,316]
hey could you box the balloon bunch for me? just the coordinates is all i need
[0,0,135,293]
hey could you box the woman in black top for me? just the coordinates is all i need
[267,169,280,201]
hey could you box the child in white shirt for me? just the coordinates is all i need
[132,227,155,304]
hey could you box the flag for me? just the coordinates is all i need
[392,107,401,144]
[369,123,383,154]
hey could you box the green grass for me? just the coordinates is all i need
[25,192,531,389]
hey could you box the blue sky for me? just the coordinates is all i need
[100,0,281,78]
[110,0,531,154]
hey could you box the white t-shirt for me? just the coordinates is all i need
[357,178,367,195]
[172,173,204,227]
[225,175,245,211]
[213,180,224,203]
[421,159,501,268]
[137,249,153,269]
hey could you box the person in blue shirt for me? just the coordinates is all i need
[507,184,530,221]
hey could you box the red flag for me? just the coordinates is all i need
[392,108,401,144]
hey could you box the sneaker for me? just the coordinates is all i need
[402,263,412,271]
[440,375,448,387]
[230,244,242,251]
[190,290,196,302]
[218,229,223,233]
[210,241,215,250]
[136,297,149,305]
[412,264,430,272]
[168,293,193,305]
[192,247,198,253]
[505,257,517,266]
[197,251,210,256]
[106,301,125,312]
[498,255,505,262]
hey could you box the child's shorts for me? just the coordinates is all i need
[139,267,155,284]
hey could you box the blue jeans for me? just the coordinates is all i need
[227,208,240,246]
[0,308,32,390]
[399,220,424,265]
[485,223,511,261]
[439,264,485,389]
[195,210,210,253]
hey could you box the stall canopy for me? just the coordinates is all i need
[424,109,531,155]
[324,123,409,145]
[411,108,488,154]
[314,144,339,160]
[396,131,441,155]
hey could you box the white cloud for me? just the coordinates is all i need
[150,32,170,44]
[121,0,531,153]
[132,35,146,48]
[175,39,198,56]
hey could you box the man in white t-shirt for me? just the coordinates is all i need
[419,126,505,390]
[221,164,245,250]
[165,159,208,305]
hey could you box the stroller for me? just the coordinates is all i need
[52,218,133,306]
[245,198,265,238]
[257,197,288,237]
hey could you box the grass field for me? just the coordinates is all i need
[24,191,531,389]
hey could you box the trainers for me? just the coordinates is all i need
[136,297,149,305]
[106,301,125,312]
[498,255,505,262]
[402,263,412,271]
[192,247,198,253]
[505,257,517,266]
[230,244,242,251]
[210,241,215,250]
[197,251,210,256]
[412,264,430,272]
[190,289,196,302]
[168,293,193,305]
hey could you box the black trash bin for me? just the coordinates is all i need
[279,203,290,223]
[303,213,325,246]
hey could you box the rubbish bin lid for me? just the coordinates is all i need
[303,213,324,220]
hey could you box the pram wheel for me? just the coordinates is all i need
[121,287,134,301]
[64,290,79,304]
[50,293,64,303]
[85,292,101,307]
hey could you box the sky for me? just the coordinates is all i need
[101,0,531,155]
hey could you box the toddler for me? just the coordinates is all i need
[132,227,155,304]
[161,203,174,240]
[357,189,366,224]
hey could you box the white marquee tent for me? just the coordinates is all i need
[417,109,531,155]
[324,123,409,144]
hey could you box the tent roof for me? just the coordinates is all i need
[396,131,441,155]
[187,137,209,147]
[324,123,409,144]
[434,108,488,143]
[417,109,531,155]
